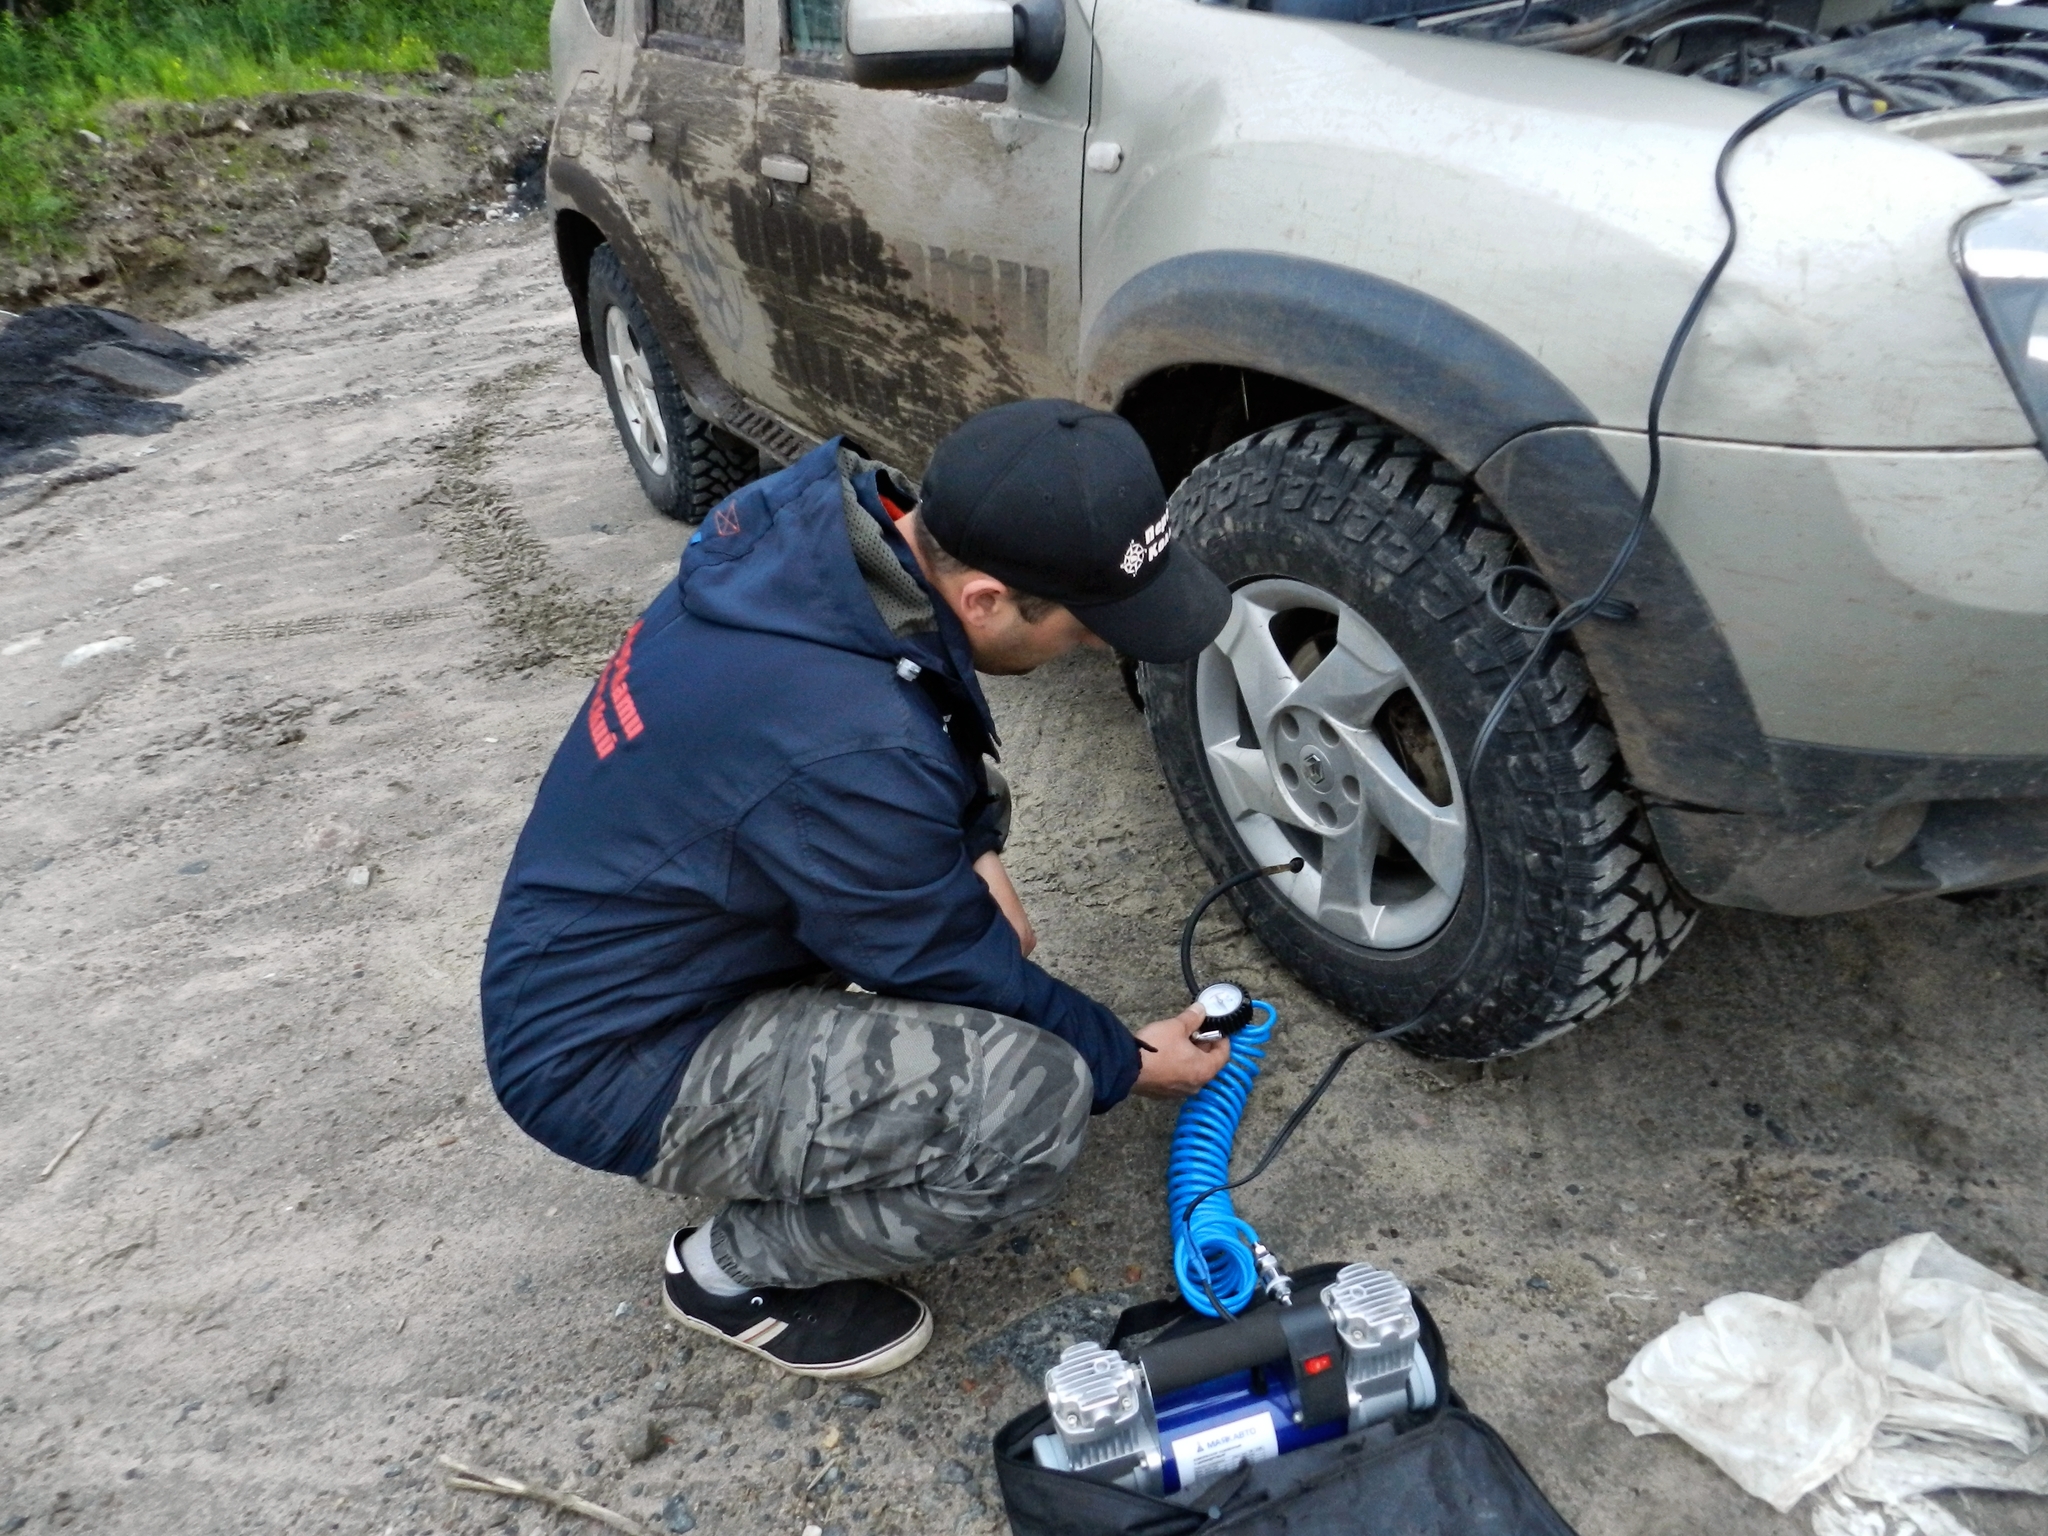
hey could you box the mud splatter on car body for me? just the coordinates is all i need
[552,0,1085,468]
[722,180,1032,461]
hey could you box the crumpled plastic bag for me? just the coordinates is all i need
[1607,1233,2048,1535]
[1606,1291,1887,1508]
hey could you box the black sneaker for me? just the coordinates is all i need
[660,1229,932,1379]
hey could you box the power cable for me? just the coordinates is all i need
[1171,76,1874,1309]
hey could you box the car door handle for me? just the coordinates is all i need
[759,153,810,185]
[624,119,655,143]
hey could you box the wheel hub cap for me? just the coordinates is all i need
[1277,722,1361,832]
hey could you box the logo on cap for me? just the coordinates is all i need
[1118,515,1171,580]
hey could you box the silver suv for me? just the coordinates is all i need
[544,0,2048,1056]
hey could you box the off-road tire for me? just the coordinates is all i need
[1142,412,1695,1057]
[587,244,757,522]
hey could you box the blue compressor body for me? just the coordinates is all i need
[1151,1362,1348,1493]
[1032,992,1436,1495]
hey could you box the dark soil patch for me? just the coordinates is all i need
[0,304,236,477]
[1949,885,2048,989]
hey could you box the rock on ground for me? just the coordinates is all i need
[1,225,2045,1536]
[320,226,390,286]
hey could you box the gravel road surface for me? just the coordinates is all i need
[4,223,2045,1536]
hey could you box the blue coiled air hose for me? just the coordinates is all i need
[1163,859,1300,1318]
[1167,998,1277,1316]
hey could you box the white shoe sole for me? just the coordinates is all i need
[662,1286,933,1380]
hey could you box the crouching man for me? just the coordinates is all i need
[481,401,1232,1379]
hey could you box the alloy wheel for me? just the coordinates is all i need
[605,305,670,477]
[1194,577,1468,950]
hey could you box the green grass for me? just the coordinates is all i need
[1,0,550,255]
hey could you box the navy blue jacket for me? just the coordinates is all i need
[480,441,1143,1176]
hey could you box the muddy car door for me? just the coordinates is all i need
[612,0,761,395]
[742,0,1090,467]
[551,0,628,175]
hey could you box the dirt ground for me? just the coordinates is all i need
[3,74,552,320]
[4,223,2046,1536]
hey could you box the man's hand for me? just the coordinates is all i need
[1133,1002,1230,1099]
[973,850,1036,957]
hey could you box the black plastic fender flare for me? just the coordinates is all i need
[1083,250,1781,816]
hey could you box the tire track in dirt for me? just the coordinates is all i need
[190,606,461,645]
[416,360,636,672]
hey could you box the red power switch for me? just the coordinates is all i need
[1301,1353,1334,1376]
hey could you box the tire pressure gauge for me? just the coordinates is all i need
[1193,980,1256,1041]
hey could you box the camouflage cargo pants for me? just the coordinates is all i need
[640,984,1093,1289]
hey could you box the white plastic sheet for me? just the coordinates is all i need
[1607,1233,2048,1535]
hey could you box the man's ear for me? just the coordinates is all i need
[954,574,1012,630]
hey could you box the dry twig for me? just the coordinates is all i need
[437,1455,657,1536]
[38,1104,106,1181]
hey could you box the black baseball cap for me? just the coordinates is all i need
[918,399,1231,664]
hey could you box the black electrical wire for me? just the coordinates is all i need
[1171,76,1872,1311]
[1470,75,1871,786]
[1617,13,1819,66]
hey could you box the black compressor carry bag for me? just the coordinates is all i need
[993,1264,1581,1536]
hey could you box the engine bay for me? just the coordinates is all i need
[1240,0,2048,178]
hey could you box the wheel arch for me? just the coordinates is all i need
[1083,250,1590,475]
[547,158,817,464]
[1089,251,1783,817]
[551,159,721,406]
[554,207,606,372]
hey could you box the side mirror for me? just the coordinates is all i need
[845,0,1066,90]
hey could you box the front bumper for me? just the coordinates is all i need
[1614,434,2048,913]
[1590,432,2048,757]
[1647,760,2048,915]
[1490,431,2048,915]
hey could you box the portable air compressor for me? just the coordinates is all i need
[1031,1263,1435,1496]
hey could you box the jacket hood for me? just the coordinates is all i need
[679,439,994,741]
